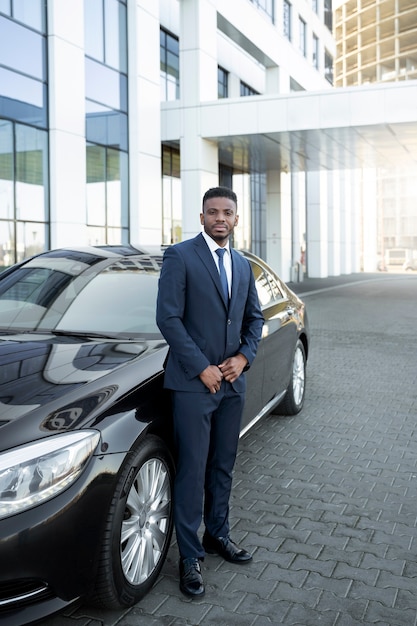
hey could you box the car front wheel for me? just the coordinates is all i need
[273,339,306,415]
[92,435,174,608]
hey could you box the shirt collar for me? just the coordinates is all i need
[201,230,230,255]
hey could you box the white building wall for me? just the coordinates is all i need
[179,0,219,239]
[48,0,86,247]
[44,0,405,277]
[129,0,162,245]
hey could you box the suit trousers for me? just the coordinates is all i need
[172,380,245,559]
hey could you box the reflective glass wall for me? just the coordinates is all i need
[162,145,181,244]
[0,0,48,266]
[84,0,128,245]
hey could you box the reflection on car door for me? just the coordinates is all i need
[251,261,297,409]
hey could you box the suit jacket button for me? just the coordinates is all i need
[227,319,231,325]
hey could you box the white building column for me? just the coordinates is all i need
[266,169,292,282]
[351,169,362,272]
[361,168,378,271]
[290,171,306,280]
[48,0,86,246]
[339,169,352,274]
[327,170,341,276]
[306,170,328,277]
[128,1,162,245]
[179,0,219,240]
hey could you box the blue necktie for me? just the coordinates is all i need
[215,248,229,302]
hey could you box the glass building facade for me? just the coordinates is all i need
[0,0,48,266]
[84,0,129,245]
[1,1,376,282]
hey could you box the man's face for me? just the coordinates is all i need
[200,196,239,246]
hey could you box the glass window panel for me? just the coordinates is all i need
[299,17,306,56]
[167,51,179,77]
[107,148,128,227]
[161,146,182,245]
[86,101,128,150]
[16,220,47,262]
[0,16,44,80]
[232,172,251,250]
[160,29,179,102]
[86,144,106,226]
[0,67,46,127]
[0,121,14,220]
[166,75,178,100]
[104,0,127,72]
[0,0,11,15]
[218,67,228,98]
[106,152,121,227]
[15,124,47,222]
[84,0,104,61]
[283,1,291,40]
[13,0,44,32]
[107,226,128,244]
[313,34,319,69]
[119,74,127,112]
[87,225,106,246]
[85,57,123,110]
[0,220,15,267]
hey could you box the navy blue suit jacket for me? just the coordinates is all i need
[156,233,264,393]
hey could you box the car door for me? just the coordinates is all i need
[251,260,298,410]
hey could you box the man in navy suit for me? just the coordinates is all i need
[156,187,264,597]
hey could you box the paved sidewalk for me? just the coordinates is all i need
[41,271,417,626]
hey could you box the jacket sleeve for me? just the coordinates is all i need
[156,245,210,380]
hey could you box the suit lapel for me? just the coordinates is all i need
[193,233,229,307]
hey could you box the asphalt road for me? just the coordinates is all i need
[38,271,417,626]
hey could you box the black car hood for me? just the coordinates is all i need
[0,332,167,451]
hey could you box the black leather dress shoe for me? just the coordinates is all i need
[202,531,252,563]
[179,557,205,597]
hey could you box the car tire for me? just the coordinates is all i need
[92,435,174,608]
[272,339,306,416]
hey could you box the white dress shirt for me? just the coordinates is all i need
[202,230,232,298]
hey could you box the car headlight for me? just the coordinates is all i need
[0,431,101,520]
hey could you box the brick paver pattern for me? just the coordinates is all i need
[42,274,417,626]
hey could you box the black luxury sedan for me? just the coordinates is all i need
[0,245,309,625]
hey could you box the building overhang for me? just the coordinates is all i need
[161,81,417,173]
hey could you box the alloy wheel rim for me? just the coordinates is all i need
[120,458,171,584]
[292,346,305,406]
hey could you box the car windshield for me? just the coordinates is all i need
[0,256,162,337]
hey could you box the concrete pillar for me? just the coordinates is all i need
[306,170,328,277]
[266,169,292,282]
[339,170,352,274]
[48,0,86,246]
[362,168,378,271]
[179,0,219,240]
[351,169,362,272]
[327,170,341,276]
[291,171,306,279]
[129,0,162,245]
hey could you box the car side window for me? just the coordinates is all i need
[250,260,285,307]
[250,261,274,307]
[264,269,285,301]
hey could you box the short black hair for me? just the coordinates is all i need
[202,186,237,211]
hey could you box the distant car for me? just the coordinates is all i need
[403,258,417,271]
[0,245,309,625]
